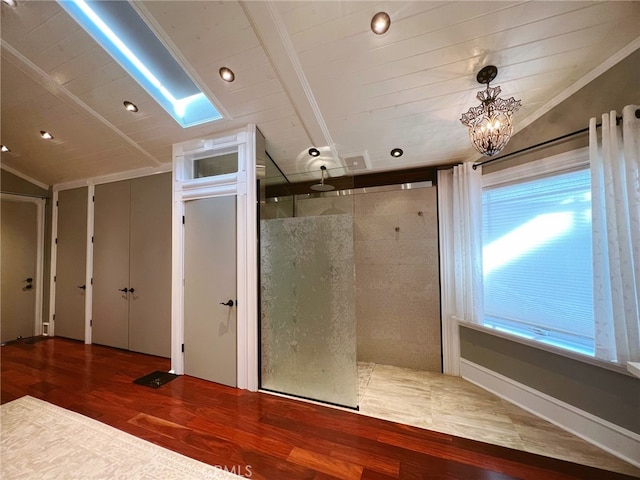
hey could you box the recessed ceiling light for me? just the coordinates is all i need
[123,100,139,112]
[390,148,403,158]
[219,67,235,82]
[40,131,54,140]
[308,147,320,157]
[1,145,10,152]
[371,12,391,35]
[2,0,17,7]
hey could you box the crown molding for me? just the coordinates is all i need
[1,163,50,191]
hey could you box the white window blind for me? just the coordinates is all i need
[482,168,594,355]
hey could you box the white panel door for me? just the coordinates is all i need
[184,196,237,386]
[1,200,37,343]
[92,180,130,350]
[55,188,87,341]
[128,173,172,357]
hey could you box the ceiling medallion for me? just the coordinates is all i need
[460,65,521,157]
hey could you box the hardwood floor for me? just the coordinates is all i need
[1,337,636,480]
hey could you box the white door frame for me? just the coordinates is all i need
[171,125,262,391]
[1,193,46,337]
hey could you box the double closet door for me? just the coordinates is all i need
[92,173,171,358]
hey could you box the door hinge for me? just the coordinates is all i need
[181,343,184,353]
[53,314,55,320]
[182,215,185,225]
[56,200,59,207]
[53,275,56,282]
[55,238,58,244]
[92,195,95,202]
[91,278,93,285]
[91,236,94,243]
[90,319,92,327]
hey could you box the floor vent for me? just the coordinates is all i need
[133,371,178,388]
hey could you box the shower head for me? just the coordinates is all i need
[310,183,335,192]
[310,165,335,192]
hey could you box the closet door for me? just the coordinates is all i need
[128,173,172,357]
[184,195,237,386]
[1,200,37,343]
[55,187,87,341]
[92,180,130,350]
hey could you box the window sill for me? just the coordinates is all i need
[628,362,640,379]
[455,318,632,377]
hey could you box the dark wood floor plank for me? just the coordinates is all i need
[287,447,364,480]
[188,415,294,459]
[329,444,401,478]
[361,469,400,480]
[1,338,636,480]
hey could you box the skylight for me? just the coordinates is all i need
[58,0,223,128]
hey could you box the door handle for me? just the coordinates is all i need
[118,287,128,293]
[24,277,33,283]
[129,288,135,293]
[77,285,86,290]
[220,300,234,307]
[24,284,33,290]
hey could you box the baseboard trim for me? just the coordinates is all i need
[460,359,640,468]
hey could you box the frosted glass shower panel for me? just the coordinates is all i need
[261,215,358,408]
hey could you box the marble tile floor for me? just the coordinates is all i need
[357,362,640,477]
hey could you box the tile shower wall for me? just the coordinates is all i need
[354,188,441,371]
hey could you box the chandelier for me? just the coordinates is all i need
[460,65,521,157]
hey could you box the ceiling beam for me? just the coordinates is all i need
[240,1,341,165]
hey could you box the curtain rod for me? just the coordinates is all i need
[472,108,640,170]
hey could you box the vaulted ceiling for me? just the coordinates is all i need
[1,1,639,186]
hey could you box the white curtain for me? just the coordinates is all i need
[438,163,483,375]
[452,162,484,323]
[589,105,640,364]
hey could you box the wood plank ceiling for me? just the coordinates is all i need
[1,1,639,186]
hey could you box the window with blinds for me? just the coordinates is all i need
[482,168,594,356]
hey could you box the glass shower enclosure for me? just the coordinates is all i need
[259,160,358,408]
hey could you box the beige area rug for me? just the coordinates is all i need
[1,396,243,480]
